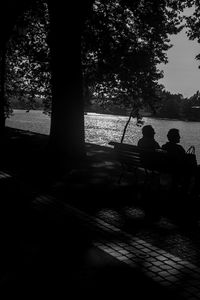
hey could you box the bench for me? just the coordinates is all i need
[108,141,194,190]
[109,141,200,223]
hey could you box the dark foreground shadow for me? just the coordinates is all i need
[0,202,184,300]
[0,127,198,299]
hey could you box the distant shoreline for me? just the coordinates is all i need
[86,111,200,123]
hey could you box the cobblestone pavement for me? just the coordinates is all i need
[37,143,200,300]
[1,165,200,299]
[32,192,200,300]
[48,144,200,269]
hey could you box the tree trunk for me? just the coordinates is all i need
[0,45,6,134]
[47,1,93,171]
[120,108,135,143]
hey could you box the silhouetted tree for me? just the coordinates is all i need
[156,91,183,119]
[0,0,194,168]
[0,1,37,132]
[185,1,200,61]
[6,0,51,114]
[182,91,200,120]
[3,0,191,118]
[82,0,188,113]
[46,0,94,169]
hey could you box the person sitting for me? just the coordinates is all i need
[137,125,160,150]
[161,128,185,158]
[161,128,194,194]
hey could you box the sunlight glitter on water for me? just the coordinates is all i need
[6,110,200,163]
[85,113,200,163]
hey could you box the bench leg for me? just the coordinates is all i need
[144,169,149,186]
[118,172,123,184]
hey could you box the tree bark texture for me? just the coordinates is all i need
[47,0,94,170]
[0,46,6,133]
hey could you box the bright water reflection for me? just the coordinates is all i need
[6,110,200,163]
[85,113,200,163]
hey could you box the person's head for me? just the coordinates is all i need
[142,125,155,138]
[167,128,180,144]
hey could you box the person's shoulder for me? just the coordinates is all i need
[155,141,160,148]
[178,144,185,149]
[177,144,186,153]
[137,138,144,146]
[161,143,168,150]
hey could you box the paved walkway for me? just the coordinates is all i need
[31,188,200,300]
[0,127,200,299]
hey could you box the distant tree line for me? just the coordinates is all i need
[84,90,200,121]
[154,90,200,121]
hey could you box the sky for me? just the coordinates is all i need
[158,8,200,98]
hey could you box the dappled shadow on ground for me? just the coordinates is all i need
[49,169,200,268]
[0,175,183,298]
[0,202,184,299]
[0,127,50,188]
[1,127,200,297]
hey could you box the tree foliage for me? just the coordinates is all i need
[185,1,200,64]
[5,0,51,115]
[152,89,200,121]
[155,90,183,118]
[82,0,188,113]
[2,0,194,118]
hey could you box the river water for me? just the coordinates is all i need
[6,110,200,163]
[85,113,200,163]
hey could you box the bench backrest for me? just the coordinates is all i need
[109,142,144,169]
[108,141,183,173]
